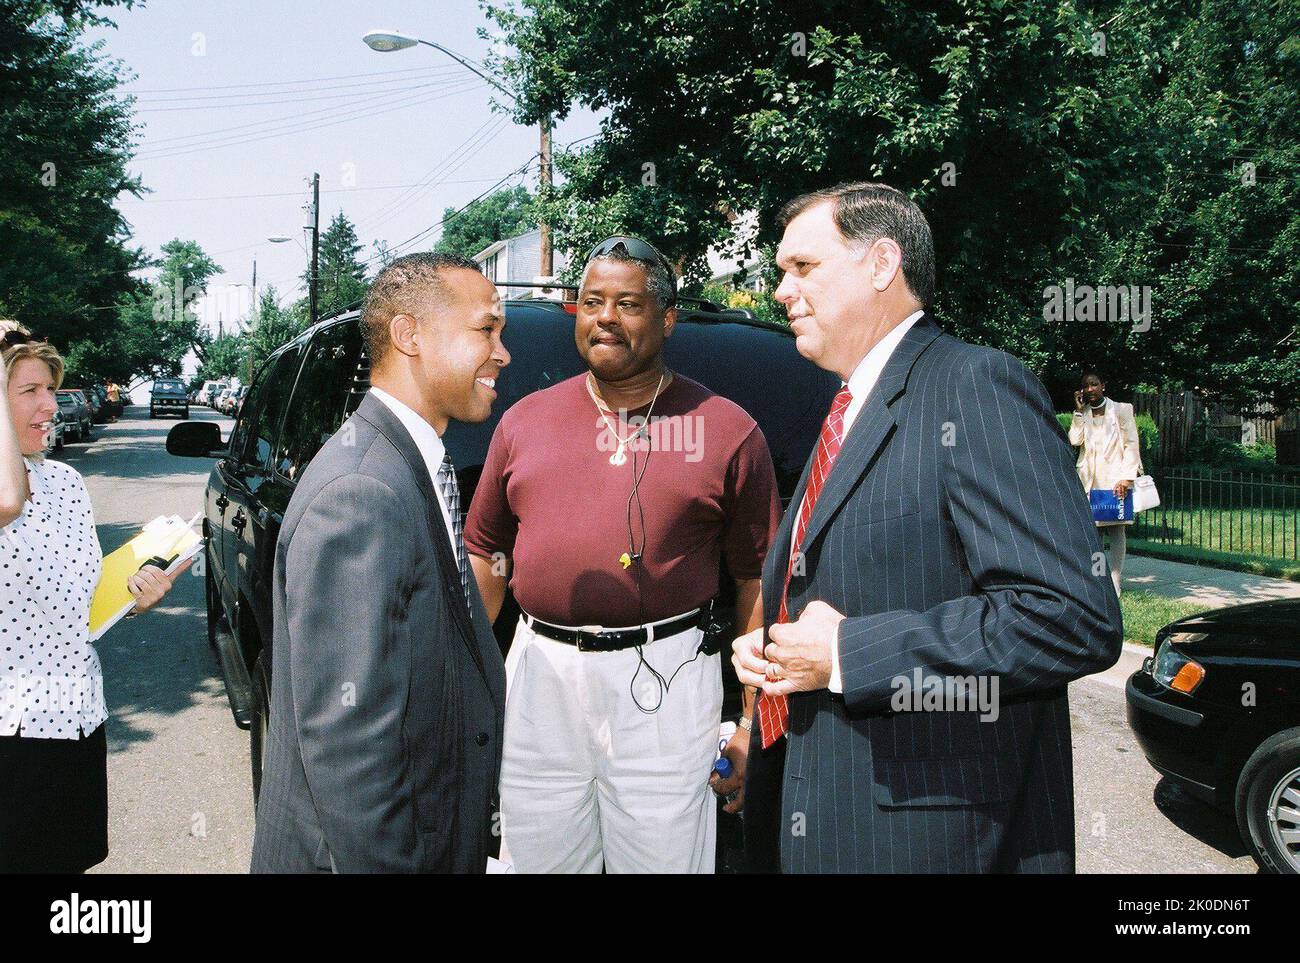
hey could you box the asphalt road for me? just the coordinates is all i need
[61,405,253,874]
[61,406,1256,874]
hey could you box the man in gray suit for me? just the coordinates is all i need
[734,183,1123,873]
[251,253,509,873]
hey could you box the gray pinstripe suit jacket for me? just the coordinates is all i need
[743,314,1123,873]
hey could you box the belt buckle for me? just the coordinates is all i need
[575,625,602,653]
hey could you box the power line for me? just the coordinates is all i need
[131,66,463,103]
[365,154,540,267]
[135,82,490,161]
[353,116,510,231]
[118,177,505,204]
[135,77,483,151]
[124,64,459,94]
[133,72,471,111]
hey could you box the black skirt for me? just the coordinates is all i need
[0,723,108,873]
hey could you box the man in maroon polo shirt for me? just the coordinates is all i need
[465,236,779,873]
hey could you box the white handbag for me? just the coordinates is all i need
[1132,461,1160,513]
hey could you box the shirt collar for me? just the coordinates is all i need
[845,308,925,399]
[368,385,446,470]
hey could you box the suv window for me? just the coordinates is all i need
[273,321,364,482]
[238,344,302,472]
[227,365,267,467]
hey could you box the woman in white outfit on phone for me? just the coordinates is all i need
[1069,369,1141,596]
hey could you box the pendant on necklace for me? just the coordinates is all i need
[609,446,628,467]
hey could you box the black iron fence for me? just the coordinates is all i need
[1132,468,1300,560]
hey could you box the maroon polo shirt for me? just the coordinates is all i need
[464,372,780,627]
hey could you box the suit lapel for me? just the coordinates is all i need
[789,314,945,566]
[351,394,494,696]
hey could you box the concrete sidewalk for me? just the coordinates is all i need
[1080,554,1300,692]
[1124,553,1300,608]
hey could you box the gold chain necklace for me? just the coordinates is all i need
[587,370,668,467]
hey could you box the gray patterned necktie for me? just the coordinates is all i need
[435,452,470,602]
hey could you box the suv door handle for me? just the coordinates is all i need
[215,494,229,511]
[231,509,247,531]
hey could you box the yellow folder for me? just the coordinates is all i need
[89,513,203,641]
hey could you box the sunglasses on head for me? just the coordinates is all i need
[1,330,45,350]
[585,236,677,287]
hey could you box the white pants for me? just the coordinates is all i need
[1100,522,1128,596]
[499,614,722,873]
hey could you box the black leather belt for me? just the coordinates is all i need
[526,610,701,652]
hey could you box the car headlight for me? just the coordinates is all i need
[1152,634,1207,694]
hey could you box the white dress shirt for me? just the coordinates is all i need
[1,457,106,739]
[813,309,924,693]
[367,386,459,559]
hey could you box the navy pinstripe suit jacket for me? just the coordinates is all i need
[743,314,1123,873]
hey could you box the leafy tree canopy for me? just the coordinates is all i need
[433,184,536,259]
[487,0,1300,408]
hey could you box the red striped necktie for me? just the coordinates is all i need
[756,384,853,748]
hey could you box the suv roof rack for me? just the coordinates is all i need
[491,279,738,312]
[310,283,789,338]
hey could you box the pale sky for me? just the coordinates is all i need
[88,0,600,344]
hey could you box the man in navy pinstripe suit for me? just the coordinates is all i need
[734,183,1123,873]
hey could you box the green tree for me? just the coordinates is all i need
[246,287,307,371]
[308,212,369,319]
[0,0,146,362]
[1064,0,1300,409]
[65,238,222,386]
[195,332,248,384]
[488,0,1300,408]
[433,185,536,259]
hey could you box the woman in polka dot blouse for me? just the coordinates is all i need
[1,322,178,872]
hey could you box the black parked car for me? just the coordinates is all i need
[1127,598,1300,873]
[87,384,109,422]
[151,377,190,419]
[167,295,836,802]
[56,389,92,441]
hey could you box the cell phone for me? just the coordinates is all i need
[138,554,177,573]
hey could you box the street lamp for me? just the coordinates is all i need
[362,28,554,276]
[360,30,419,53]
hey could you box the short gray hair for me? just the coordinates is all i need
[777,182,935,307]
[581,249,677,310]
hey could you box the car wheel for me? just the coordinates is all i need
[249,651,271,807]
[54,434,63,451]
[1235,726,1300,874]
[149,407,156,419]
[204,551,222,650]
[181,408,189,420]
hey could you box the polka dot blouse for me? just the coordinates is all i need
[0,456,105,739]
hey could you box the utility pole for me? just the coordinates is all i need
[307,171,320,326]
[539,118,553,277]
[247,257,257,385]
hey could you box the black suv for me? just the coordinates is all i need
[151,378,190,419]
[167,295,835,802]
